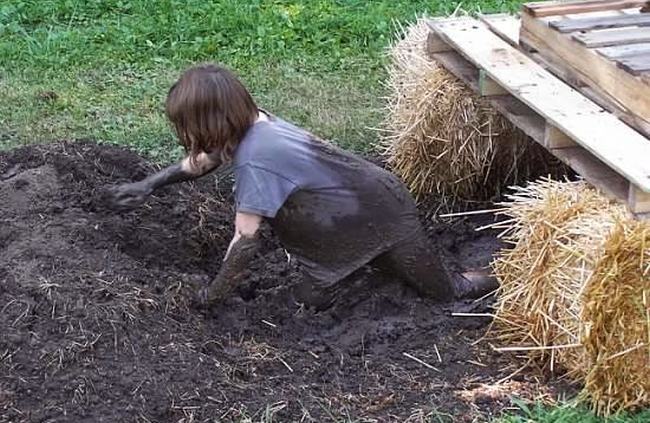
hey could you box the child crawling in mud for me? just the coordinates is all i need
[108,64,496,310]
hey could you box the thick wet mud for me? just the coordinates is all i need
[0,142,568,422]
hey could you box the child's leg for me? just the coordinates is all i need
[375,231,455,302]
[376,231,499,301]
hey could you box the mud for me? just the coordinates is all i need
[0,142,569,422]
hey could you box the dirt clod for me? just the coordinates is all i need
[0,142,569,422]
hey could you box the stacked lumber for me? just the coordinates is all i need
[520,0,650,137]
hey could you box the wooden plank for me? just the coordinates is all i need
[427,31,453,54]
[523,0,647,18]
[573,27,650,47]
[430,17,650,193]
[520,12,650,132]
[544,123,578,148]
[553,147,629,202]
[480,14,521,47]
[484,15,587,85]
[491,96,546,142]
[479,70,509,95]
[629,184,650,213]
[427,51,480,91]
[597,42,650,58]
[551,13,650,33]
[616,52,650,72]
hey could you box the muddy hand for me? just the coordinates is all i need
[194,279,236,308]
[195,286,210,307]
[198,274,240,306]
[196,284,220,307]
[106,181,153,210]
[195,235,260,308]
[195,284,247,309]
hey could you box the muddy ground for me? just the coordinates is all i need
[0,142,569,423]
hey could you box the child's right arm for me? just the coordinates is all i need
[107,151,220,210]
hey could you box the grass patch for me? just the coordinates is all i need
[497,401,650,423]
[1,0,523,161]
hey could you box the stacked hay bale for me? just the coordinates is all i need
[382,19,555,212]
[490,178,649,415]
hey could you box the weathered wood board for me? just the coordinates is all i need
[523,0,647,17]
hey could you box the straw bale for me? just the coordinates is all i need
[382,19,555,212]
[581,220,650,415]
[489,178,649,415]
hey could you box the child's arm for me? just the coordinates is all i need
[108,152,219,209]
[145,151,220,190]
[201,212,263,305]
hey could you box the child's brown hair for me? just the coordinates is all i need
[166,64,258,164]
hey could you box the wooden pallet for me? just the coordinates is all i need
[427,16,650,218]
[520,0,650,138]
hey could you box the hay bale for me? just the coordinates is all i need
[382,19,555,211]
[489,178,649,415]
[582,221,650,415]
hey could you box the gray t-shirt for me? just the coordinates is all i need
[232,115,420,284]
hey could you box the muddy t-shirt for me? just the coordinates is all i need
[232,115,420,285]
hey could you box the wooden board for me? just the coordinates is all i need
[523,0,647,17]
[573,27,650,47]
[484,14,589,87]
[428,17,650,215]
[597,42,650,59]
[551,13,650,33]
[630,186,650,212]
[480,13,522,47]
[616,53,650,72]
[553,148,629,201]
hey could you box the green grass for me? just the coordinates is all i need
[497,401,650,423]
[0,0,521,161]
[1,1,648,422]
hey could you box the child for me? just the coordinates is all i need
[108,64,496,310]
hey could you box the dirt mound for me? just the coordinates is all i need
[0,142,568,422]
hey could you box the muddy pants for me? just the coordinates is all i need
[293,230,454,310]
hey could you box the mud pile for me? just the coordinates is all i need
[0,142,565,422]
